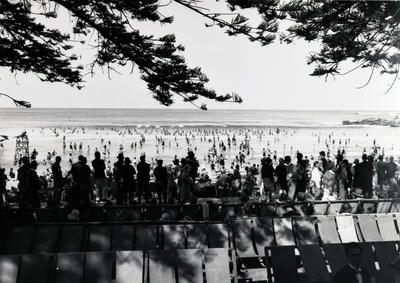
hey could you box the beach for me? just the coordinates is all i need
[0,108,399,177]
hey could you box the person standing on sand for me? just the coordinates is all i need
[114,153,125,205]
[26,160,41,208]
[153,159,168,204]
[122,157,136,205]
[275,158,288,194]
[51,156,63,205]
[178,164,194,203]
[92,151,106,202]
[186,151,199,180]
[17,156,30,208]
[261,157,274,199]
[137,155,150,203]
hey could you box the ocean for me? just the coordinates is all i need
[0,108,398,128]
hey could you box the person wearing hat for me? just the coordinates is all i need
[114,153,125,205]
[17,156,30,208]
[178,164,194,203]
[137,155,150,203]
[333,242,371,283]
[122,157,136,205]
[26,160,42,208]
[153,159,168,204]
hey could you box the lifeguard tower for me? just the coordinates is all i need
[14,131,29,165]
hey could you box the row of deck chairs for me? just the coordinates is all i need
[2,198,400,224]
[0,248,235,283]
[2,242,399,283]
[3,213,400,254]
[2,214,400,282]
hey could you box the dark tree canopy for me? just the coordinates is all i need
[0,0,399,109]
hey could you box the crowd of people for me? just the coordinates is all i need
[0,144,399,212]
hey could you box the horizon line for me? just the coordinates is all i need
[0,107,399,112]
[0,106,400,113]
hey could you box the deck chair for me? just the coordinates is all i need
[148,250,176,283]
[374,241,398,283]
[220,204,238,220]
[253,217,275,255]
[376,214,399,241]
[143,205,162,220]
[163,205,181,220]
[3,226,34,255]
[85,206,104,222]
[390,200,400,213]
[55,253,84,283]
[292,203,306,216]
[55,207,68,222]
[256,203,276,217]
[35,208,56,223]
[298,245,331,283]
[360,201,377,214]
[134,225,158,250]
[162,225,186,250]
[185,224,207,249]
[84,251,113,283]
[335,215,359,243]
[112,225,134,251]
[31,226,59,253]
[348,201,360,214]
[231,219,256,257]
[104,206,125,221]
[316,216,341,244]
[294,218,318,245]
[269,246,298,283]
[124,206,143,220]
[177,249,203,283]
[322,243,347,275]
[274,218,295,246]
[0,255,19,283]
[376,200,392,214]
[87,225,111,251]
[182,204,202,220]
[327,202,343,215]
[356,214,383,242]
[19,254,50,283]
[207,223,230,248]
[58,226,84,252]
[312,202,329,215]
[116,251,143,283]
[204,248,233,283]
[274,203,289,217]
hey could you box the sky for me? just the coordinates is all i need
[0,1,399,111]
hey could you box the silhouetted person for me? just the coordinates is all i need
[114,153,125,205]
[26,161,41,208]
[122,157,136,205]
[178,164,194,203]
[154,159,168,204]
[333,242,371,283]
[17,156,30,208]
[51,156,63,205]
[92,151,106,201]
[0,167,6,208]
[359,154,373,198]
[69,155,90,214]
[186,151,199,180]
[275,158,288,193]
[261,157,274,198]
[137,155,150,203]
